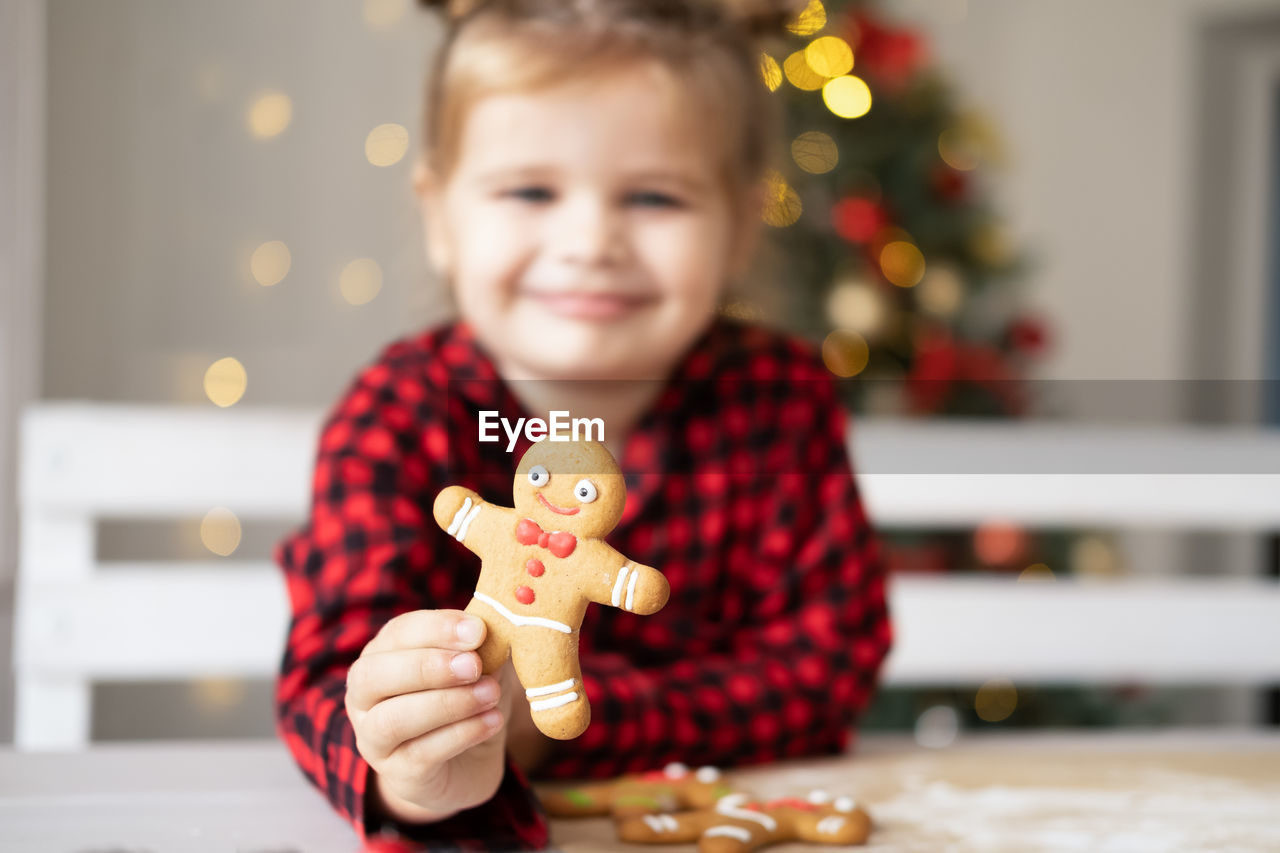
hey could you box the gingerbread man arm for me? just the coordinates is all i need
[432,486,510,558]
[584,542,670,615]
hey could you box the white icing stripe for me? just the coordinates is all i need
[716,794,778,831]
[704,825,752,842]
[530,691,578,712]
[611,566,629,607]
[643,814,678,832]
[456,503,481,541]
[446,498,472,536]
[834,796,856,813]
[526,678,575,698]
[695,766,721,783]
[817,816,846,835]
[625,569,639,610]
[472,592,573,633]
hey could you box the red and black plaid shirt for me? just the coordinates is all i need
[275,317,892,849]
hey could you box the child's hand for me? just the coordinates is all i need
[345,610,507,823]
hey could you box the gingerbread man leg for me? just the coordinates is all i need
[465,597,513,675]
[510,626,588,740]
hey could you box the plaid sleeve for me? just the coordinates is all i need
[274,347,549,849]
[541,379,892,779]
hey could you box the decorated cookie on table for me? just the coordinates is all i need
[617,790,871,852]
[541,761,735,819]
[433,439,669,739]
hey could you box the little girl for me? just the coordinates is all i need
[274,0,892,847]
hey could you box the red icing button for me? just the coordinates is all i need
[525,558,545,577]
[515,585,535,605]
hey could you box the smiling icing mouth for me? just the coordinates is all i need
[537,492,580,516]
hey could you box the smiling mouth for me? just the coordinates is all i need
[525,290,656,321]
[537,492,580,515]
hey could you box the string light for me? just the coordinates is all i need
[939,126,981,172]
[761,170,802,227]
[247,91,292,139]
[791,130,838,174]
[821,329,869,377]
[250,240,291,287]
[805,36,854,78]
[340,258,384,306]
[365,123,410,167]
[822,75,872,119]
[880,241,927,287]
[916,265,965,317]
[786,0,827,36]
[784,50,826,91]
[1018,562,1056,582]
[203,357,247,407]
[200,507,242,557]
[826,277,885,337]
[974,679,1017,722]
[760,53,783,92]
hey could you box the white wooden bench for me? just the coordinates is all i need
[15,403,1280,749]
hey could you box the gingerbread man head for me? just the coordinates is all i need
[513,439,626,540]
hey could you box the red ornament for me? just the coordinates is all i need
[905,327,960,414]
[1007,315,1051,356]
[849,12,928,93]
[930,164,968,203]
[832,197,887,244]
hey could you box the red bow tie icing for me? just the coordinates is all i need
[516,518,577,558]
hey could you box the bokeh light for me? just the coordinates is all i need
[792,130,839,175]
[1018,562,1056,582]
[365,122,410,167]
[203,357,247,407]
[938,126,982,171]
[1072,534,1121,576]
[761,171,803,227]
[247,91,292,139]
[826,278,885,337]
[974,679,1018,723]
[880,241,927,287]
[914,704,960,749]
[760,53,783,92]
[821,329,870,378]
[200,507,242,557]
[190,678,247,710]
[340,258,384,306]
[822,75,873,119]
[915,265,965,317]
[973,520,1028,566]
[787,0,827,36]
[784,50,826,91]
[250,240,291,287]
[971,221,1014,266]
[805,36,854,78]
[362,0,409,30]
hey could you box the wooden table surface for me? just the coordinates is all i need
[2,731,1278,852]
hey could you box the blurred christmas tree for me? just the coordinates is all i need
[743,1,1166,730]
[744,0,1052,418]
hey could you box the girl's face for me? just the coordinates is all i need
[417,60,760,381]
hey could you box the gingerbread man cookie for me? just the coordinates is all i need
[617,790,871,852]
[542,762,734,819]
[433,439,669,739]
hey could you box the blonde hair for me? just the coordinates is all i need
[418,0,803,211]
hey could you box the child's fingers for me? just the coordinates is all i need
[347,648,483,712]
[357,678,502,762]
[365,609,486,654]
[389,705,506,771]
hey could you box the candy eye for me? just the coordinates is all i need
[527,465,549,487]
[574,479,598,503]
